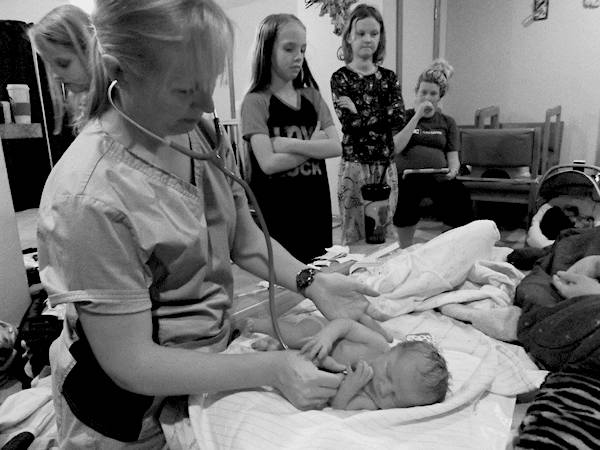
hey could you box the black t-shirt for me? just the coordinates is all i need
[241,88,333,262]
[395,108,459,173]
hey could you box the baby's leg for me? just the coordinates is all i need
[246,315,327,349]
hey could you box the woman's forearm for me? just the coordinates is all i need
[446,151,460,171]
[393,114,421,154]
[78,310,283,397]
[250,134,309,175]
[122,343,282,396]
[261,153,310,174]
[275,137,341,159]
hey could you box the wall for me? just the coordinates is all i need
[0,0,65,21]
[401,0,435,108]
[444,0,600,165]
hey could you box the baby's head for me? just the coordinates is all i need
[364,340,449,409]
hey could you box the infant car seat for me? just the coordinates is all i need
[527,162,600,247]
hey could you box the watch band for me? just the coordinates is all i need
[296,267,319,296]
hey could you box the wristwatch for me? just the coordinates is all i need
[296,267,319,296]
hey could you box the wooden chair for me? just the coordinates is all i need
[541,106,563,172]
[457,127,543,223]
[499,106,564,175]
[474,105,500,129]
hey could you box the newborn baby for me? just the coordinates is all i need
[244,316,449,410]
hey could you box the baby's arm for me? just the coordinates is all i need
[330,361,377,410]
[301,319,388,361]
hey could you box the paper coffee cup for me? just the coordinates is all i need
[1,101,12,123]
[6,84,31,124]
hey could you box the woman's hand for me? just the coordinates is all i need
[552,271,600,299]
[415,100,434,119]
[306,272,378,319]
[310,121,328,141]
[273,351,343,410]
[445,167,459,179]
[445,151,461,179]
[336,96,358,114]
[305,273,389,339]
[566,255,600,278]
[300,333,334,361]
[271,136,292,154]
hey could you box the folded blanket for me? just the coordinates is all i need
[350,220,523,321]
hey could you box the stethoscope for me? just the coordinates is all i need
[107,80,288,349]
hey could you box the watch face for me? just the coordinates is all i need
[297,268,315,291]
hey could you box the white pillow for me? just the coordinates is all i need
[526,203,554,248]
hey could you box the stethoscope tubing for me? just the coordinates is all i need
[107,80,288,349]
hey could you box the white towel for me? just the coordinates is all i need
[187,310,547,450]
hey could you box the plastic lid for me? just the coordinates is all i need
[6,84,29,89]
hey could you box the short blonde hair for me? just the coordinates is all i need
[86,0,233,124]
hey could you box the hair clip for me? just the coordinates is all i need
[404,332,436,346]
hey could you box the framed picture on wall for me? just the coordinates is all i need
[533,0,549,20]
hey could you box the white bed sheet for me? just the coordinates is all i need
[183,308,546,450]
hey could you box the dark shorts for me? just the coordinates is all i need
[392,173,473,227]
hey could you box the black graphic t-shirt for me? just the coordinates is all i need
[395,108,459,173]
[241,88,333,262]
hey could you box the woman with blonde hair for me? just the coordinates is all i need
[28,4,92,134]
[38,1,383,446]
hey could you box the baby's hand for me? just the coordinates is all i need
[300,335,333,361]
[344,361,373,390]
